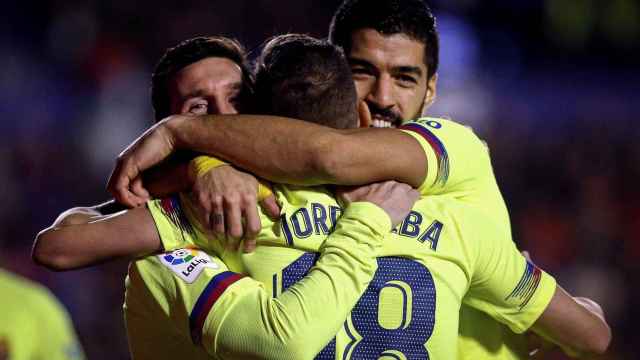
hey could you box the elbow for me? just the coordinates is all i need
[32,230,74,271]
[585,324,612,356]
[569,323,612,358]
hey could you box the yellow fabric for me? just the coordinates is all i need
[190,155,229,178]
[143,183,555,359]
[400,117,511,236]
[139,117,544,359]
[126,202,389,359]
[402,117,529,359]
[257,179,274,201]
[0,269,85,360]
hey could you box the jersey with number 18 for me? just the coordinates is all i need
[144,188,554,358]
[131,118,555,359]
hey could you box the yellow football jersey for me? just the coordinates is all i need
[128,117,539,359]
[0,269,85,360]
[401,118,525,358]
[138,178,554,359]
[125,203,390,359]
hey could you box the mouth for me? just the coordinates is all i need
[371,115,400,128]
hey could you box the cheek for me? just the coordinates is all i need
[398,89,426,119]
[353,78,373,101]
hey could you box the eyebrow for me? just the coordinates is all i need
[348,57,376,70]
[349,57,423,78]
[393,66,423,78]
[183,81,243,100]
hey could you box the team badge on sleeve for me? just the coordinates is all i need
[400,120,450,186]
[506,260,542,310]
[158,249,219,283]
[159,196,195,236]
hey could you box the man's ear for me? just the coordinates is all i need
[422,73,438,114]
[358,100,372,128]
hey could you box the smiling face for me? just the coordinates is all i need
[168,57,244,116]
[348,28,437,127]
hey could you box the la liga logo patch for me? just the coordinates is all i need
[163,248,197,265]
[158,249,219,283]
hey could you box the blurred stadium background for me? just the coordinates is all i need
[1,0,637,358]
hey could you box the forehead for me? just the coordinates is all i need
[170,57,242,97]
[348,28,427,74]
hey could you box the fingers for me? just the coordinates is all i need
[220,195,263,252]
[210,196,225,235]
[336,185,372,204]
[409,188,420,202]
[243,199,261,238]
[224,196,244,248]
[189,167,268,252]
[107,159,133,206]
[260,195,281,219]
[358,100,372,128]
[131,177,151,203]
[242,203,261,253]
[107,157,146,208]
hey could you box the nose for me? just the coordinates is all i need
[211,96,238,115]
[367,74,394,110]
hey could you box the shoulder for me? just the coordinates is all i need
[0,271,72,325]
[417,196,502,242]
[402,117,485,143]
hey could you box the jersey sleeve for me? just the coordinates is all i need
[132,202,389,359]
[147,195,209,252]
[124,250,229,358]
[400,118,511,234]
[463,213,557,334]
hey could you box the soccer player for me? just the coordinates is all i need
[107,1,545,358]
[44,35,609,358]
[34,36,421,358]
[0,268,85,359]
[32,36,279,267]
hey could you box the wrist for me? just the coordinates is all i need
[189,156,229,181]
[161,114,188,149]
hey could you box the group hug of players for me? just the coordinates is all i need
[28,0,611,358]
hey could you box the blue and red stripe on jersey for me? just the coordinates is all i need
[505,261,542,310]
[189,271,245,345]
[159,195,195,236]
[399,123,450,186]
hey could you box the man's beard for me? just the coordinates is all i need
[367,102,403,128]
[367,101,423,128]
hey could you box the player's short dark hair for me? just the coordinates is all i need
[254,34,358,130]
[151,36,254,121]
[329,0,439,80]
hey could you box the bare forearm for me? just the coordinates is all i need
[168,115,424,187]
[532,286,611,357]
[33,207,162,271]
[168,115,332,184]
